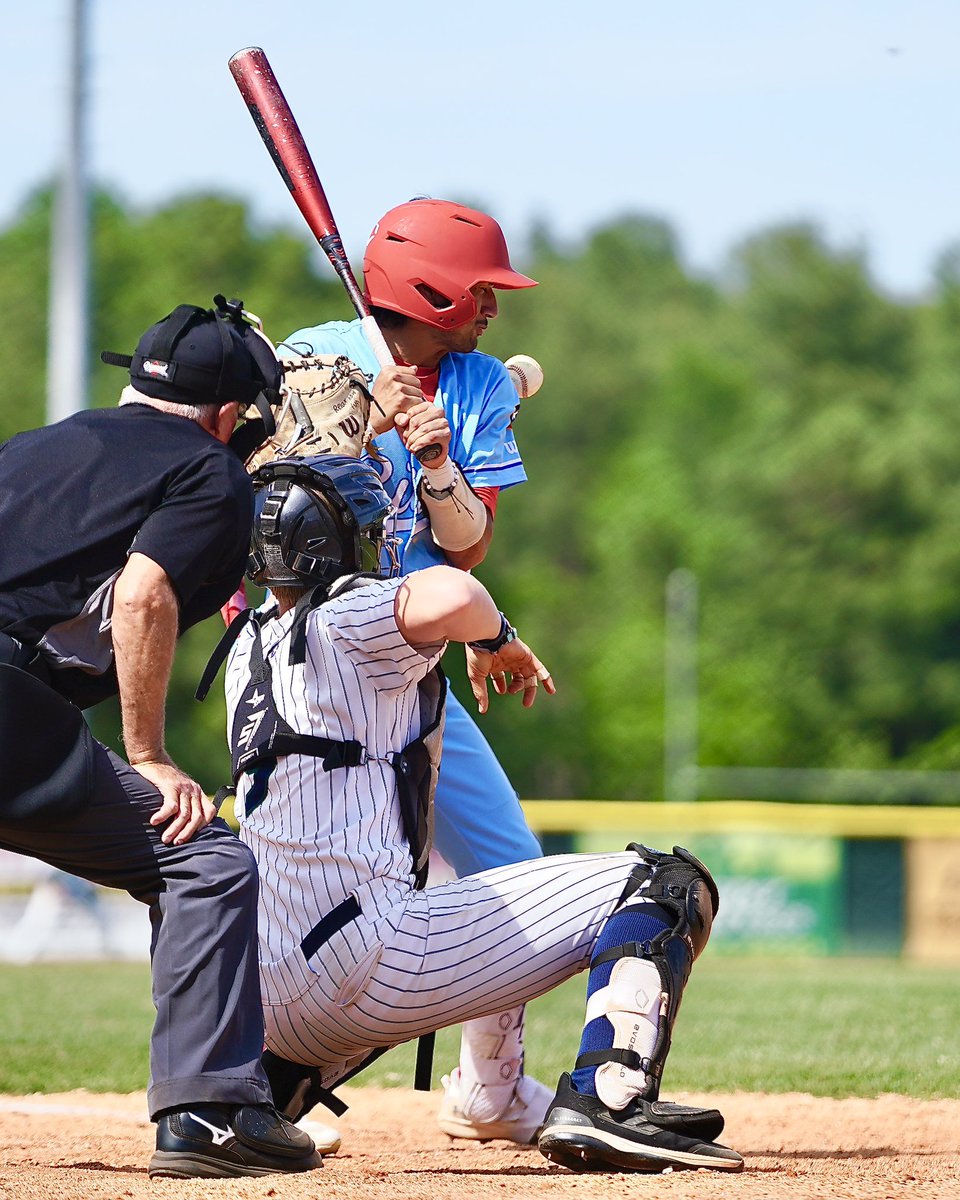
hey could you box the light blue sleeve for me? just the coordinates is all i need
[438,352,527,491]
[278,320,380,381]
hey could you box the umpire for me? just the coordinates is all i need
[0,298,321,1180]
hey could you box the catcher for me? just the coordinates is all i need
[211,453,744,1175]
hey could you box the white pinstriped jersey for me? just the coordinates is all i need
[224,575,444,967]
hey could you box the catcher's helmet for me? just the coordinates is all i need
[248,455,394,589]
[363,199,537,330]
[100,294,282,409]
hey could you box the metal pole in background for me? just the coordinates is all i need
[46,0,90,424]
[664,568,699,801]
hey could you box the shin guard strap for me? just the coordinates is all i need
[591,941,650,969]
[575,1048,644,1072]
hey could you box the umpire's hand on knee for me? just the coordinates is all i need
[134,755,217,845]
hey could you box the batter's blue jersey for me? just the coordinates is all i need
[280,320,527,573]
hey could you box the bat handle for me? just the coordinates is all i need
[360,316,443,465]
[361,315,395,370]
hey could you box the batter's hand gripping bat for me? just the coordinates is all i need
[228,46,442,463]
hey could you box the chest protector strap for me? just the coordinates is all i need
[392,666,446,889]
[228,613,367,780]
[210,587,446,891]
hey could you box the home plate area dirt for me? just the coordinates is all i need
[0,1088,957,1200]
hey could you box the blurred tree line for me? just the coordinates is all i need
[2,187,959,801]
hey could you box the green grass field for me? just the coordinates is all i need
[1,957,957,1099]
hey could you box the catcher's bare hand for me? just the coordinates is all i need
[370,365,423,434]
[133,754,217,845]
[466,640,556,714]
[395,402,452,466]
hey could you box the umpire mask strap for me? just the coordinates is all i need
[226,388,280,460]
[252,388,279,438]
[212,309,237,399]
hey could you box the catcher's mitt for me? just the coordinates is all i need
[245,354,374,472]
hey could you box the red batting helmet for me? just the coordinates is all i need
[363,199,538,329]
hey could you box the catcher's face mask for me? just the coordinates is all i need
[248,455,396,589]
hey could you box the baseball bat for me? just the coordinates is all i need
[227,46,442,462]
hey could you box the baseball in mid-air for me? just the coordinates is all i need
[504,354,544,399]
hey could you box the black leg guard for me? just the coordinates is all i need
[261,1044,391,1123]
[577,844,719,1105]
[540,845,739,1165]
[261,1051,348,1122]
[619,843,717,1100]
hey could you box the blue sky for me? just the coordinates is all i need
[4,0,957,297]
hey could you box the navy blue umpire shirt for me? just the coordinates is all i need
[0,401,254,708]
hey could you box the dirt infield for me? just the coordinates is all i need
[0,1087,957,1200]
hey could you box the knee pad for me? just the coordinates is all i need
[577,844,719,1105]
[617,843,718,952]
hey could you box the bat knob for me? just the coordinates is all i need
[417,443,443,465]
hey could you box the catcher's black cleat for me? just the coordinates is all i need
[537,1074,744,1174]
[148,1103,322,1179]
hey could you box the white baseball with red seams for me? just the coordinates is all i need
[504,354,544,398]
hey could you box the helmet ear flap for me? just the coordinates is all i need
[248,479,342,590]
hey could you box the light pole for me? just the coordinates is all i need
[664,568,699,802]
[46,0,90,424]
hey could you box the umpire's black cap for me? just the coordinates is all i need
[100,296,281,407]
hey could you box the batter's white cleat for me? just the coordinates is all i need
[438,1068,554,1145]
[301,1117,342,1156]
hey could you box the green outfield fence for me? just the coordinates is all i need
[520,800,960,962]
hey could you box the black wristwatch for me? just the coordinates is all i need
[468,612,517,653]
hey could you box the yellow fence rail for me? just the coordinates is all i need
[520,800,960,840]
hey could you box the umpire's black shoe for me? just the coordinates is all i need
[149,1103,322,1178]
[537,1074,744,1174]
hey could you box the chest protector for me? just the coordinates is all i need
[200,584,445,890]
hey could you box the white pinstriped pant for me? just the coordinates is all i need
[259,851,641,1087]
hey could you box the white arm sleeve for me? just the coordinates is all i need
[417,458,488,553]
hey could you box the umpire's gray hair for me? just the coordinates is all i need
[119,384,220,425]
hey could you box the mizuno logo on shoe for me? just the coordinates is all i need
[186,1113,233,1145]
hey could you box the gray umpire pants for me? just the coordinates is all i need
[0,740,272,1119]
